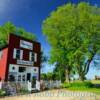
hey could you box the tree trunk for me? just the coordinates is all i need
[65,70,70,83]
[79,73,85,81]
[78,52,95,81]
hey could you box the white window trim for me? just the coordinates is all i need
[20,50,23,60]
[13,48,17,59]
[34,53,37,62]
[13,48,23,60]
[29,52,35,61]
[29,52,32,61]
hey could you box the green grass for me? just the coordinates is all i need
[67,87,100,94]
[91,80,100,84]
[62,80,100,94]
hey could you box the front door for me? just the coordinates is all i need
[32,76,36,88]
[27,73,31,81]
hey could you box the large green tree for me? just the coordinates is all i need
[0,22,36,48]
[42,2,100,81]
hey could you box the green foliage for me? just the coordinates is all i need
[41,73,47,80]
[41,72,62,81]
[19,88,29,94]
[62,81,93,89]
[46,72,53,80]
[40,51,48,63]
[42,2,100,81]
[41,73,53,80]
[53,63,66,82]
[0,89,6,97]
[61,82,71,88]
[0,22,36,48]
[17,28,36,41]
[70,81,94,88]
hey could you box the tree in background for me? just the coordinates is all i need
[41,72,60,81]
[41,73,47,80]
[53,62,66,82]
[0,22,36,48]
[42,2,100,81]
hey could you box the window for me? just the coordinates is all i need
[9,75,15,82]
[13,48,23,59]
[34,68,37,72]
[22,75,25,81]
[16,49,20,59]
[29,52,34,61]
[29,52,37,62]
[18,75,21,81]
[19,67,26,72]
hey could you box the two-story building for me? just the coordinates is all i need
[0,34,41,84]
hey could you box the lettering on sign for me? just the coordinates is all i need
[17,60,33,66]
[20,40,33,50]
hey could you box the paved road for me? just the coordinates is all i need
[0,89,99,100]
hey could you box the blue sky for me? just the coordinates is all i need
[0,0,100,79]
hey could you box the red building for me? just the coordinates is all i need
[0,34,41,84]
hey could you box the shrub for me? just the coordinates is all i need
[19,88,29,94]
[61,82,71,88]
[0,89,6,97]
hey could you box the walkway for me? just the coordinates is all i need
[0,89,99,100]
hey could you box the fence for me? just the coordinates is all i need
[0,82,29,96]
[0,80,62,96]
[43,80,61,89]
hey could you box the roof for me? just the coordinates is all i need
[10,33,40,45]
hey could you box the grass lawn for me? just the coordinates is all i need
[63,80,100,94]
[67,87,100,94]
[91,80,100,84]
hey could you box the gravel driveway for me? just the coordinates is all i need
[0,89,99,100]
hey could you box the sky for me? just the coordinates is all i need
[0,0,100,79]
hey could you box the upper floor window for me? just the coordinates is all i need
[13,48,23,60]
[29,52,37,62]
[16,49,20,59]
[29,52,34,61]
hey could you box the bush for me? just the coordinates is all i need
[61,82,71,88]
[19,88,29,94]
[0,89,6,97]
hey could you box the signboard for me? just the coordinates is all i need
[20,40,33,50]
[17,60,33,66]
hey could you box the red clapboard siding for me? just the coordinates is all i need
[0,48,8,80]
